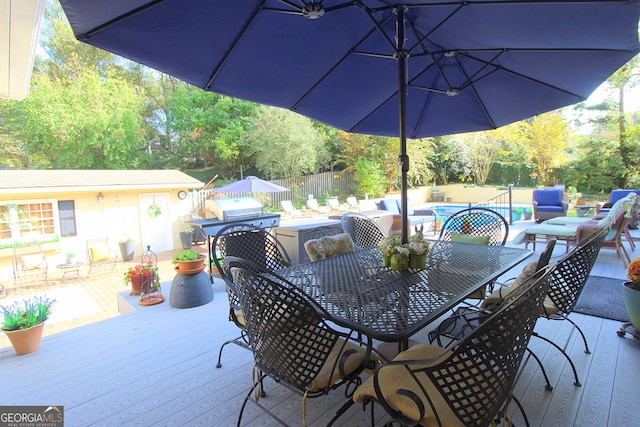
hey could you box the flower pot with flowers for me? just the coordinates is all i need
[378,235,402,267]
[623,258,640,331]
[408,233,430,270]
[1,296,56,355]
[124,263,160,296]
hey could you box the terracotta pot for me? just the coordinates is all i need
[175,256,206,274]
[4,323,45,355]
[130,274,153,296]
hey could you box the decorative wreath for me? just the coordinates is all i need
[147,203,162,219]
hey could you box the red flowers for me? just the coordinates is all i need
[123,263,158,285]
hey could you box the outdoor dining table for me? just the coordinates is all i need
[280,241,532,348]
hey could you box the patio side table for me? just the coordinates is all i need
[57,262,83,282]
[575,204,596,217]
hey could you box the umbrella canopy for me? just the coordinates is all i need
[60,0,640,241]
[215,176,289,193]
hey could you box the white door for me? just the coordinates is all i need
[139,193,173,253]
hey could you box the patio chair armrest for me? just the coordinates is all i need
[576,224,604,243]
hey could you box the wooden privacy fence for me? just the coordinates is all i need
[190,171,356,212]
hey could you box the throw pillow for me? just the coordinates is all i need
[90,247,109,261]
[450,232,490,245]
[304,233,356,261]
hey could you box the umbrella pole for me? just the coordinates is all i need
[396,7,409,244]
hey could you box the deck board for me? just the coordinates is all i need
[1,224,639,426]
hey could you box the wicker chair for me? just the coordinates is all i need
[229,257,378,426]
[353,266,554,427]
[212,224,292,370]
[341,211,388,249]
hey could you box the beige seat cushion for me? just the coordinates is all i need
[354,344,463,426]
[308,338,378,390]
[483,261,558,314]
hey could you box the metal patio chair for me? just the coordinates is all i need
[229,257,378,426]
[212,223,292,370]
[341,211,387,249]
[438,207,509,299]
[353,266,554,427]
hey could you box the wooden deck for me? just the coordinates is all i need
[1,222,640,426]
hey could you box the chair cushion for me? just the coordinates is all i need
[401,199,415,216]
[380,199,400,214]
[534,189,563,206]
[536,206,565,213]
[308,338,378,390]
[451,232,490,245]
[90,247,110,261]
[525,224,577,238]
[304,233,355,261]
[354,344,463,426]
[20,254,44,271]
[610,189,640,205]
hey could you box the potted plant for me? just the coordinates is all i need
[124,263,160,296]
[1,296,56,355]
[179,228,194,249]
[172,249,206,274]
[65,251,76,264]
[511,207,523,221]
[461,216,474,234]
[623,258,640,331]
[523,207,533,220]
[408,232,430,270]
[119,235,135,262]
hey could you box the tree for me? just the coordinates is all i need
[603,57,640,187]
[1,69,145,169]
[169,87,258,177]
[522,112,570,186]
[245,106,321,179]
[429,136,468,185]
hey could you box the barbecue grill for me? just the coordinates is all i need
[188,197,281,237]
[187,197,281,281]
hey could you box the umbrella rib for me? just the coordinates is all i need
[82,0,166,39]
[290,5,396,111]
[205,2,267,91]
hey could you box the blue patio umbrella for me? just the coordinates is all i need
[59,0,640,242]
[215,176,290,193]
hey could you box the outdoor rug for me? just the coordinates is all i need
[573,276,629,322]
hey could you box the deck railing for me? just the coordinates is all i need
[472,184,514,224]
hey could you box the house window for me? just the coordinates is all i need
[58,200,77,237]
[0,200,59,244]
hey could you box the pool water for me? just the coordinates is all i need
[428,204,528,221]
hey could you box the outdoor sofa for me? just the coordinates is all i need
[378,198,436,234]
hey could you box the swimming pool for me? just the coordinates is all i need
[428,204,528,221]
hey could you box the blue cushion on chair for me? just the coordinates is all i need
[610,190,640,205]
[380,199,400,214]
[534,189,563,206]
